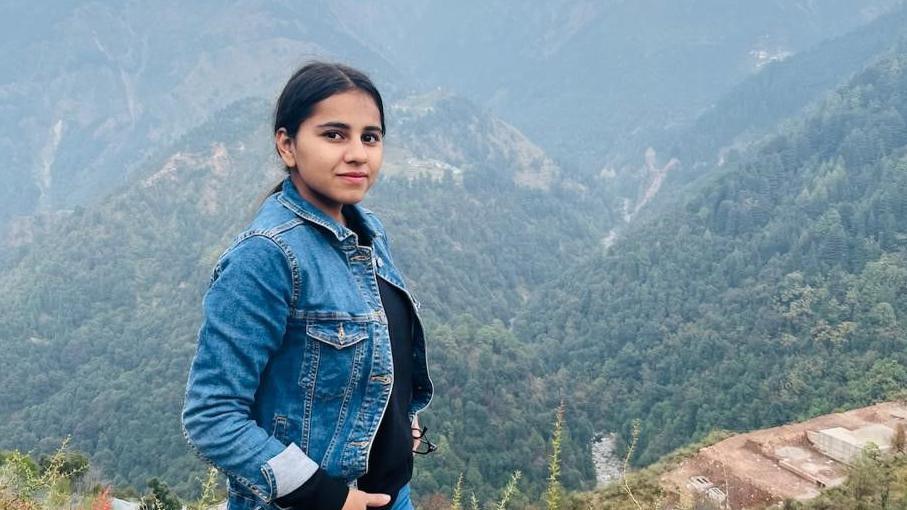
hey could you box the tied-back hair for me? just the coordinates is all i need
[263,61,386,200]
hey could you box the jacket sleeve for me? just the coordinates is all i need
[181,234,319,504]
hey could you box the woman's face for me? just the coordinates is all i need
[276,89,384,222]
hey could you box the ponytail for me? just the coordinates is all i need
[256,175,288,209]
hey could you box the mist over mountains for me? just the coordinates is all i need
[3,1,907,507]
[2,1,899,233]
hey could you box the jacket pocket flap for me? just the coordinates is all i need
[306,320,369,349]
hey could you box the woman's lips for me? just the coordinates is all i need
[338,173,368,184]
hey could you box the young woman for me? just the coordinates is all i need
[182,62,433,510]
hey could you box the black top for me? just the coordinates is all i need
[275,209,415,510]
[357,276,415,506]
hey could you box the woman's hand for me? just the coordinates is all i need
[341,489,391,509]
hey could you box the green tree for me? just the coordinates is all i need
[140,478,181,510]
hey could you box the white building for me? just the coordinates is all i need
[807,424,894,465]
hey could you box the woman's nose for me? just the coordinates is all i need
[344,139,368,163]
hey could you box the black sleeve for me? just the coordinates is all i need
[273,468,350,510]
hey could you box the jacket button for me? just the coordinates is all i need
[371,375,392,384]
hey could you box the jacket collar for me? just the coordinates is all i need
[275,176,379,245]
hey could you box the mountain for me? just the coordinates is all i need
[516,44,907,470]
[0,0,403,239]
[660,2,907,172]
[680,3,907,167]
[3,0,898,240]
[5,3,907,507]
[331,0,902,169]
[601,3,907,227]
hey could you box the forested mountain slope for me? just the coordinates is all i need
[6,4,907,507]
[679,3,907,167]
[0,93,606,499]
[0,0,402,239]
[608,3,907,217]
[516,45,907,468]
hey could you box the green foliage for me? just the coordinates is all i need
[5,12,907,510]
[545,403,565,510]
[37,451,88,484]
[0,438,88,510]
[494,471,522,510]
[517,47,907,470]
[565,429,734,510]
[0,445,224,510]
[0,100,276,495]
[413,317,596,504]
[619,420,648,510]
[469,492,481,510]
[787,447,907,509]
[186,469,222,510]
[435,407,577,510]
[369,170,611,324]
[139,478,181,510]
[450,473,464,510]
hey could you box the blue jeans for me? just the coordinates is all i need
[390,484,414,510]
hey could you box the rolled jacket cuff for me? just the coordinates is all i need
[264,443,320,499]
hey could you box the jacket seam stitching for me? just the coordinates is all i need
[230,230,301,311]
[276,194,349,241]
[301,340,318,453]
[319,338,366,475]
[181,421,273,502]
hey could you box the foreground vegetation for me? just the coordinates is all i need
[4,409,905,510]
[0,409,566,510]
[0,440,223,510]
[561,428,734,510]
[564,425,907,510]
[789,445,907,510]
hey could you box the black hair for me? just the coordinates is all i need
[266,61,385,195]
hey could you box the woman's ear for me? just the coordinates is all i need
[275,128,297,169]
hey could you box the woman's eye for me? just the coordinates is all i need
[363,133,381,144]
[323,131,344,141]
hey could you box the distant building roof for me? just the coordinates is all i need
[707,486,727,502]
[853,424,895,446]
[111,498,140,510]
[818,424,893,449]
[688,475,713,491]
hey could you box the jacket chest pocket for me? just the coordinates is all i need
[298,319,371,400]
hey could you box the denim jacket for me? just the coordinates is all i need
[181,177,433,509]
